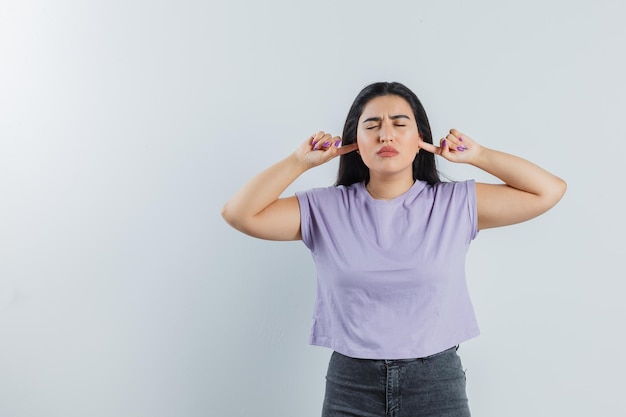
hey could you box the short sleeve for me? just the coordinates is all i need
[465,180,479,241]
[295,190,314,250]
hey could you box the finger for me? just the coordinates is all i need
[311,131,328,146]
[320,134,333,149]
[440,138,448,155]
[418,141,440,155]
[313,133,333,150]
[445,132,459,144]
[310,132,322,147]
[450,128,462,138]
[453,130,470,150]
[449,129,469,145]
[445,132,467,152]
[319,136,342,153]
[337,143,358,156]
[313,131,327,140]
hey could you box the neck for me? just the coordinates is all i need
[366,175,415,200]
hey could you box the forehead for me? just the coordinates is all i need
[360,95,412,119]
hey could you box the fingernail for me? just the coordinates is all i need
[456,146,465,152]
[323,141,330,147]
[442,139,447,147]
[334,140,341,147]
[312,140,318,147]
[458,137,463,141]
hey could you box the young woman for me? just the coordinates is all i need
[222,82,566,417]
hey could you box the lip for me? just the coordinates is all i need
[376,146,399,157]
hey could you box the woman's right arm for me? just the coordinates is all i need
[221,132,353,241]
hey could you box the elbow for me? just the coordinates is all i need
[559,177,567,196]
[221,201,239,229]
[554,176,567,202]
[221,201,252,234]
[543,176,567,210]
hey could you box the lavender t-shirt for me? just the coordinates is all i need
[296,180,480,359]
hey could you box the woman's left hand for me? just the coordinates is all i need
[419,129,481,164]
[420,129,566,231]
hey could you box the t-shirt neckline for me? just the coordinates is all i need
[357,180,427,204]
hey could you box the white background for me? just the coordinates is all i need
[1,1,624,416]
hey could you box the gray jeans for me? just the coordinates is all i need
[322,346,470,417]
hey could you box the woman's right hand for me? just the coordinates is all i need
[293,131,358,169]
[222,131,357,241]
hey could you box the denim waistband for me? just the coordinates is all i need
[383,345,459,363]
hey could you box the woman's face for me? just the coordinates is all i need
[356,95,422,179]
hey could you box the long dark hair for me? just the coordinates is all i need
[335,82,440,186]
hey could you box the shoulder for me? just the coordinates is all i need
[426,180,477,213]
[296,183,361,206]
[430,180,475,198]
[296,183,362,249]
[431,179,475,191]
[425,180,478,240]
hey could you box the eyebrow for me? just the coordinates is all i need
[362,115,411,123]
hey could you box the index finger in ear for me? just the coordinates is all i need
[418,141,440,155]
[337,143,358,156]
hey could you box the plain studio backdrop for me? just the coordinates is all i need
[1,0,624,416]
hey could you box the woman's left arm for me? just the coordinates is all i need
[471,146,567,230]
[420,129,567,230]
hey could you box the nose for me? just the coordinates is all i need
[379,121,394,143]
